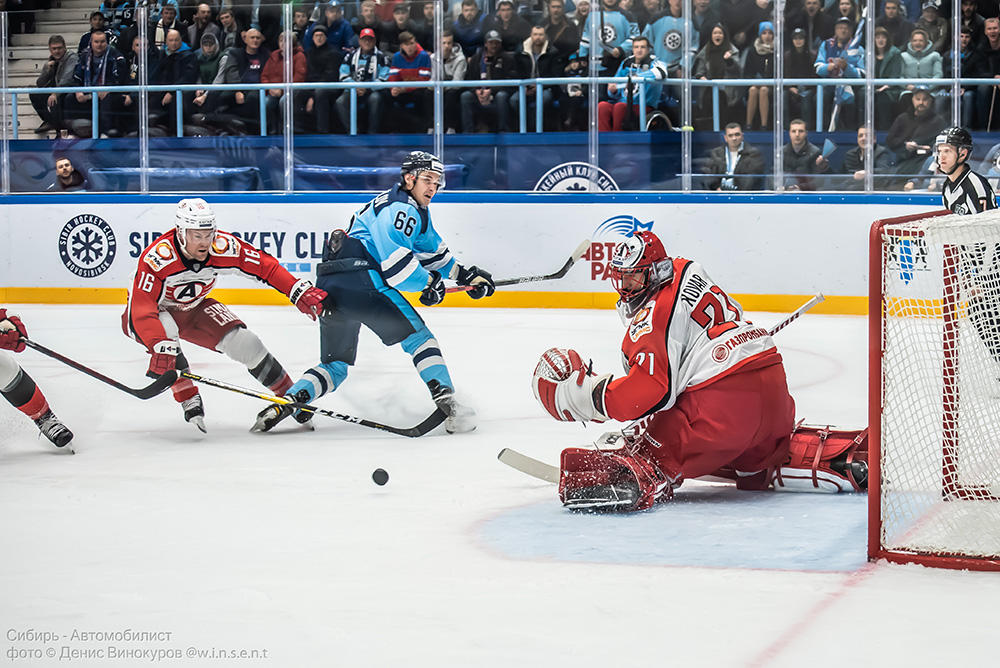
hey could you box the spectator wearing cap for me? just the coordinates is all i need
[461,29,518,132]
[388,31,432,132]
[483,0,532,52]
[786,0,834,52]
[815,16,865,129]
[352,1,384,44]
[876,0,914,49]
[975,18,1000,129]
[305,23,345,133]
[261,32,308,134]
[337,27,391,133]
[305,1,358,53]
[915,0,949,54]
[451,0,486,57]
[79,12,116,54]
[380,3,419,54]
[784,27,817,129]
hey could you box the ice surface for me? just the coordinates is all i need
[2,305,998,667]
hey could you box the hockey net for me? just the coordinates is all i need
[870,209,1000,570]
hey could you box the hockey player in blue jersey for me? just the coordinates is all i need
[252,151,495,435]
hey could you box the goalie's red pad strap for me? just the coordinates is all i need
[775,424,869,492]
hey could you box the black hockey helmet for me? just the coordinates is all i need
[400,151,445,186]
[935,126,973,154]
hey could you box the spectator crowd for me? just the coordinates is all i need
[21,0,1000,188]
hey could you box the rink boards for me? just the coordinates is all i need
[0,193,941,314]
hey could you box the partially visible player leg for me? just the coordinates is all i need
[0,351,73,449]
[156,311,205,432]
[771,425,869,493]
[252,309,359,432]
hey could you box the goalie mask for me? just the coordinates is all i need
[609,231,673,320]
[174,198,217,255]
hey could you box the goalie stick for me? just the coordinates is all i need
[446,239,591,294]
[501,297,827,482]
[20,338,177,400]
[767,293,825,336]
[181,372,447,438]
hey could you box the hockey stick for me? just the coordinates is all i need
[180,371,447,438]
[767,293,825,337]
[498,448,561,483]
[20,338,177,400]
[446,239,591,294]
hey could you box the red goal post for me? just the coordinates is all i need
[869,210,1000,571]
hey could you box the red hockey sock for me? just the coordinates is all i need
[18,386,50,421]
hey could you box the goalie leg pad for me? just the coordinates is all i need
[559,446,675,512]
[772,424,869,493]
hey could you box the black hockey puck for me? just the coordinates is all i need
[372,468,389,486]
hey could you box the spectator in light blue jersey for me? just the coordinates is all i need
[579,0,640,75]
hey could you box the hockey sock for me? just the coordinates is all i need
[295,361,349,401]
[401,331,453,392]
[1,369,51,420]
[248,354,292,395]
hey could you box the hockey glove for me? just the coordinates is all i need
[456,265,496,299]
[0,309,27,353]
[420,270,446,306]
[289,279,328,321]
[147,340,179,379]
[532,347,611,422]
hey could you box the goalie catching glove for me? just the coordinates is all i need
[532,347,611,422]
[0,308,28,352]
[455,264,495,299]
[288,279,327,320]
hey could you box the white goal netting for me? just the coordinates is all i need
[875,210,1000,566]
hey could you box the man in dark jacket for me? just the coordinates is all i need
[484,0,532,53]
[461,30,518,133]
[876,0,914,49]
[782,119,830,190]
[786,0,835,50]
[512,25,561,130]
[151,28,199,129]
[31,35,79,134]
[211,27,271,130]
[541,0,580,69]
[701,123,767,190]
[887,87,946,189]
[451,0,485,57]
[62,29,129,137]
[305,24,345,133]
[841,126,894,190]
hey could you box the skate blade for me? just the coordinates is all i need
[188,416,207,433]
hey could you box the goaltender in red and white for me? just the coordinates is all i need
[123,199,327,432]
[531,231,867,511]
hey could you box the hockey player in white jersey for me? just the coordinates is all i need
[253,151,495,434]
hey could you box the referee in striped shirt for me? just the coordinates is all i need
[937,126,997,214]
[938,126,1000,363]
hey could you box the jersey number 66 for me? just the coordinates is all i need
[394,211,417,236]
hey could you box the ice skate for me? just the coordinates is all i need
[181,394,207,433]
[33,410,74,452]
[429,381,476,434]
[251,389,312,433]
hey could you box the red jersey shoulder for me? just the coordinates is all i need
[209,231,243,259]
[141,233,181,274]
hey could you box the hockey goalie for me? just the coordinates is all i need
[531,231,867,512]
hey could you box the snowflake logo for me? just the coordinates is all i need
[59,214,117,278]
[71,227,105,264]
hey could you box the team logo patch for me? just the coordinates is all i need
[212,235,230,254]
[712,344,730,363]
[58,214,117,278]
[664,29,682,51]
[629,305,654,342]
[534,162,619,192]
[601,25,617,44]
[155,242,174,260]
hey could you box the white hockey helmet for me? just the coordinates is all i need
[174,198,216,253]
[609,231,674,320]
